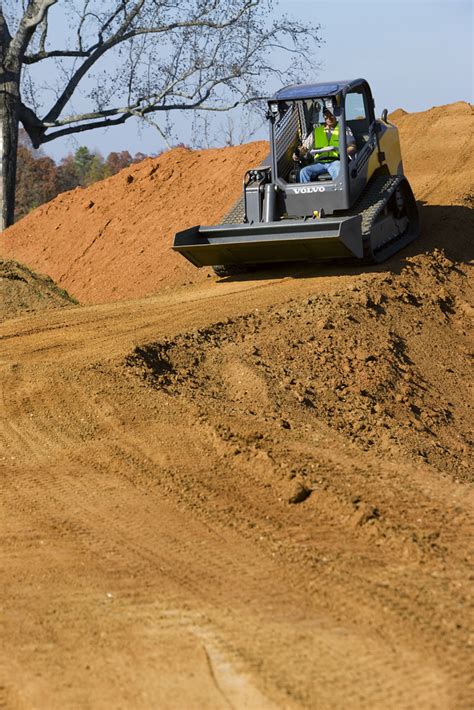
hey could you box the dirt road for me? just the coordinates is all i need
[1,251,473,709]
[0,101,473,708]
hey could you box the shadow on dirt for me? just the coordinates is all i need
[215,203,473,283]
[411,202,473,263]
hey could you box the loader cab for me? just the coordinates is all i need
[267,79,377,217]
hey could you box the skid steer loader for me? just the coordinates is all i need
[173,79,419,274]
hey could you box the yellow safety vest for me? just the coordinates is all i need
[313,124,340,161]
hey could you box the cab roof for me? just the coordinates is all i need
[271,79,367,102]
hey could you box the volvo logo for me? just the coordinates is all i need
[293,186,326,194]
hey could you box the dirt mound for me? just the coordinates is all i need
[389,108,407,121]
[1,244,472,707]
[1,102,472,709]
[391,102,473,262]
[126,249,472,482]
[391,102,473,206]
[0,258,77,321]
[1,102,472,305]
[0,142,269,304]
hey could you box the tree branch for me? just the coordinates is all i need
[35,88,263,147]
[8,0,58,66]
[39,112,132,143]
[23,49,90,64]
[42,1,261,124]
[38,12,48,53]
[16,1,316,149]
[22,0,58,29]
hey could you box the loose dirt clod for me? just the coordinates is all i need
[288,483,312,504]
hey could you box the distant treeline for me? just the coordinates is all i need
[15,131,155,221]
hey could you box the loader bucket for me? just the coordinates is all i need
[173,215,364,267]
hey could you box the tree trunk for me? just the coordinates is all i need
[0,74,20,230]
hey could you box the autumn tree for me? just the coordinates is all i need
[0,1,317,229]
[15,141,152,217]
[106,151,134,176]
[15,131,58,220]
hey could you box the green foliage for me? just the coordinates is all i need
[72,147,107,185]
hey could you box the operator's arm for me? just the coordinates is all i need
[293,131,313,162]
[346,127,357,157]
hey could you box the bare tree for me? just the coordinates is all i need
[0,1,319,229]
[220,108,264,147]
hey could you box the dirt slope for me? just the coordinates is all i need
[0,258,77,321]
[0,142,269,303]
[0,103,473,709]
[1,102,472,305]
[391,102,473,263]
[1,252,472,709]
[392,102,473,208]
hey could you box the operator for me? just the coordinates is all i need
[293,107,356,183]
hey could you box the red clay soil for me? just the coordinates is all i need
[0,142,269,303]
[392,102,473,209]
[1,249,472,709]
[0,103,473,709]
[1,101,472,305]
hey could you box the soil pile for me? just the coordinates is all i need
[390,101,473,262]
[0,188,474,710]
[1,238,472,704]
[0,142,269,304]
[391,101,473,208]
[0,258,77,321]
[127,249,472,482]
[1,102,472,305]
[0,101,473,708]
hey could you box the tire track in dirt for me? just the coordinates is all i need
[1,306,463,708]
[0,101,472,709]
[117,257,472,707]
[1,253,472,707]
[3,451,448,709]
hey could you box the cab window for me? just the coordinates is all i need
[346,91,367,121]
[345,90,370,149]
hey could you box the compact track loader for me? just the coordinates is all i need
[173,79,419,274]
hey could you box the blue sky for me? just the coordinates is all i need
[41,0,473,160]
[310,0,473,113]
